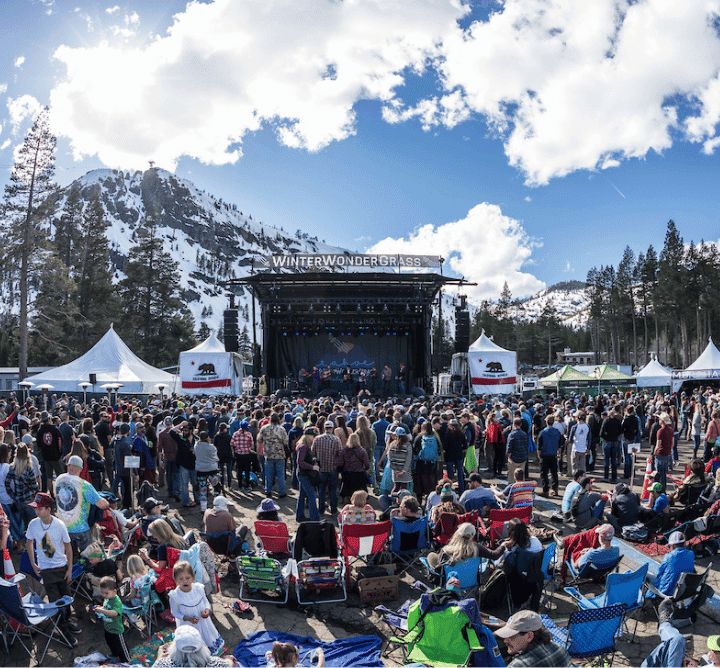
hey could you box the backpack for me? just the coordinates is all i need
[417,435,439,463]
[621,523,648,542]
[477,568,507,609]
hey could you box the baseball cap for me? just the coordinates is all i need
[324,420,334,429]
[495,610,544,638]
[28,492,54,508]
[68,455,84,468]
[213,496,229,512]
[595,524,615,539]
[143,497,163,513]
[40,411,50,421]
[458,523,476,538]
[394,425,408,435]
[668,531,685,545]
[708,636,720,652]
[240,420,249,429]
[651,482,663,493]
[174,625,203,653]
[21,434,35,445]
[579,476,593,488]
[163,416,173,426]
[99,491,118,503]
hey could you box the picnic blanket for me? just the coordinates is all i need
[234,631,384,667]
[127,628,174,666]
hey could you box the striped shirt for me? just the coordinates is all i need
[231,430,254,455]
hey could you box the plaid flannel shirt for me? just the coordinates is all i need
[312,433,342,473]
[231,430,254,455]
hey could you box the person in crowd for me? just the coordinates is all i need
[256,497,281,522]
[426,478,458,515]
[459,472,496,510]
[312,420,342,516]
[641,598,699,667]
[336,432,370,505]
[620,405,640,480]
[133,422,156,484]
[257,413,289,500]
[93,575,131,662]
[0,443,25,550]
[4,443,40,546]
[430,486,466,524]
[396,495,423,522]
[425,521,479,572]
[195,431,220,512]
[668,458,705,505]
[153,626,235,668]
[355,415,378,490]
[231,420,255,491]
[570,476,607,529]
[170,422,199,508]
[600,408,623,483]
[641,482,671,519]
[608,482,641,531]
[113,423,134,509]
[339,489,376,525]
[158,417,180,502]
[561,469,585,520]
[383,425,414,495]
[649,531,696,597]
[442,419,468,494]
[704,409,720,462]
[568,412,590,478]
[25,492,81,644]
[269,641,325,668]
[213,422,234,493]
[412,420,439,506]
[490,468,532,508]
[495,611,572,667]
[571,523,619,571]
[295,428,320,523]
[506,417,529,484]
[537,415,561,497]
[80,541,123,595]
[654,413,675,491]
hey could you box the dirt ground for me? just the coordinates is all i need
[2,433,719,667]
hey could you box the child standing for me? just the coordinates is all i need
[168,561,224,655]
[93,575,130,663]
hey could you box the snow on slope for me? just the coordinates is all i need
[505,283,589,328]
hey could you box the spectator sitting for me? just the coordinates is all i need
[608,482,641,532]
[268,640,325,668]
[425,478,458,515]
[570,476,608,529]
[668,459,705,505]
[701,468,720,507]
[648,531,695,598]
[429,487,465,524]
[256,498,281,522]
[641,598,699,667]
[571,524,620,572]
[707,635,720,667]
[153,625,235,668]
[396,495,423,522]
[704,447,720,474]
[425,521,478,572]
[339,490,376,525]
[561,470,585,520]
[490,468,533,508]
[139,497,167,539]
[641,483,671,519]
[495,610,572,667]
[80,542,123,598]
[703,470,720,515]
[459,472,496,514]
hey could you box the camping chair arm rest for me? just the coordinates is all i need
[402,626,423,644]
[643,580,666,599]
[563,586,584,603]
[25,595,74,614]
[419,557,440,579]
[465,628,482,651]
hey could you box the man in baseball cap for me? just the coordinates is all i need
[495,610,571,667]
[313,418,342,515]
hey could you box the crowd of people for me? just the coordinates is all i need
[0,383,719,667]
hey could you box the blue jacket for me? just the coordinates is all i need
[537,426,561,457]
[373,418,389,444]
[506,429,529,463]
[654,548,695,596]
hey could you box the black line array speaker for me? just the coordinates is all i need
[455,310,470,353]
[223,309,239,352]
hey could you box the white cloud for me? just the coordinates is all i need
[106,5,120,14]
[0,84,7,94]
[7,95,42,129]
[14,57,25,68]
[0,139,10,150]
[50,0,466,169]
[367,203,545,300]
[524,196,532,202]
[47,0,720,183]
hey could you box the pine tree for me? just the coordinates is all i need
[0,107,57,379]
[658,220,686,365]
[76,193,117,347]
[118,215,195,366]
[239,324,252,360]
[55,183,83,268]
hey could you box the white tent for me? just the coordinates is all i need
[636,357,672,388]
[179,333,243,396]
[467,330,517,395]
[24,325,177,394]
[687,337,720,371]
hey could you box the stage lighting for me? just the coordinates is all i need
[308,304,314,313]
[287,304,292,313]
[382,304,389,313]
[356,304,362,313]
[336,304,342,313]
[295,332,299,336]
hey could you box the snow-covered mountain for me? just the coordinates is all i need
[48,168,350,335]
[505,281,589,328]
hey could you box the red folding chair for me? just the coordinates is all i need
[338,520,391,583]
[478,506,532,548]
[254,521,293,558]
[432,510,479,546]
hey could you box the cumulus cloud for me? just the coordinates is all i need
[50,0,466,169]
[46,0,720,183]
[8,95,42,129]
[106,5,120,14]
[367,203,545,301]
[14,57,25,68]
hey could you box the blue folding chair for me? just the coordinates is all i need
[542,603,627,665]
[565,563,647,641]
[0,576,74,665]
[389,516,430,576]
[461,496,499,514]
[68,561,95,603]
[420,556,483,596]
[565,551,622,587]
[540,541,557,609]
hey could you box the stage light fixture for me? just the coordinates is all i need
[382,304,389,313]
[287,304,292,313]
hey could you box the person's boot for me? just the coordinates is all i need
[658,596,674,625]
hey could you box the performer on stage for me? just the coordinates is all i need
[397,362,407,396]
[382,365,392,397]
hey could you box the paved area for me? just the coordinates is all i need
[2,432,718,666]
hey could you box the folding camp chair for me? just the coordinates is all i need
[389,516,430,576]
[294,558,347,605]
[419,556,483,597]
[564,551,622,587]
[541,603,627,665]
[539,541,557,609]
[644,560,714,623]
[254,520,293,559]
[478,506,532,548]
[0,576,75,665]
[338,520,391,583]
[238,555,291,605]
[565,563,648,641]
[461,495,499,515]
[68,561,95,603]
[432,510,478,547]
[122,576,164,639]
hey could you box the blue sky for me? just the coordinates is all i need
[2,0,720,302]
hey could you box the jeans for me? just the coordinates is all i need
[291,453,299,490]
[2,502,24,541]
[680,415,689,440]
[398,381,406,395]
[264,459,286,496]
[297,475,319,521]
[179,466,198,505]
[235,454,253,487]
[258,455,266,484]
[620,440,633,479]
[673,433,679,462]
[164,460,179,496]
[693,434,701,458]
[656,454,672,491]
[587,436,599,471]
[318,471,338,513]
[603,441,619,481]
[218,458,234,489]
[641,622,686,667]
[374,443,386,479]
[446,459,465,495]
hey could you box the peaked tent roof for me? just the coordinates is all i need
[183,333,228,354]
[24,325,176,394]
[687,337,720,371]
[592,364,634,381]
[636,358,672,379]
[468,330,514,353]
[540,365,592,384]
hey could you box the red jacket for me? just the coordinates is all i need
[0,412,16,429]
[486,423,504,445]
[561,528,600,583]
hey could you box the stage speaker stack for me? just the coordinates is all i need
[455,309,470,353]
[223,309,239,352]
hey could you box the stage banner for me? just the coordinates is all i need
[180,353,233,391]
[254,254,442,270]
[468,350,517,395]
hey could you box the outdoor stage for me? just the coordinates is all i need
[229,269,464,395]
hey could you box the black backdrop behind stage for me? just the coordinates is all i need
[275,332,409,378]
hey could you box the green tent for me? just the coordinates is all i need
[539,365,593,387]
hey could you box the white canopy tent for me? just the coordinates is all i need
[672,337,720,391]
[636,357,672,388]
[179,333,244,396]
[23,325,177,394]
[467,330,517,395]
